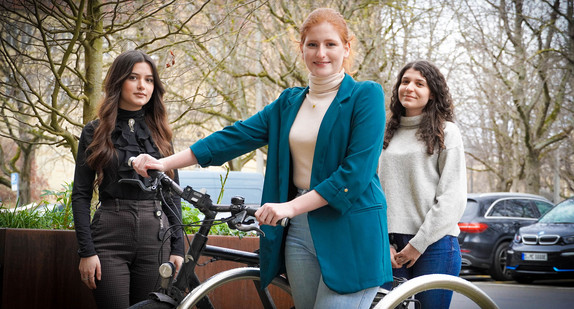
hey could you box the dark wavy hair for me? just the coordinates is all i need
[86,50,174,186]
[383,60,454,155]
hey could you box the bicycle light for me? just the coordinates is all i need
[159,262,175,291]
[159,262,175,278]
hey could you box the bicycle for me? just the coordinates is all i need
[123,165,291,309]
[125,164,499,309]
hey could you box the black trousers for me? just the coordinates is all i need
[91,199,170,309]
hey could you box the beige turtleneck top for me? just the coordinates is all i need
[289,69,345,190]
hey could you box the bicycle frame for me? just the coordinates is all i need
[178,267,291,309]
[124,170,280,309]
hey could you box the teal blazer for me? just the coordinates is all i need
[191,74,393,293]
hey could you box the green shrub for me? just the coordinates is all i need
[41,182,75,230]
[0,176,254,236]
[0,183,74,230]
[0,166,255,236]
[0,201,49,229]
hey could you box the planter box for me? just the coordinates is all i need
[0,229,292,309]
[0,228,96,309]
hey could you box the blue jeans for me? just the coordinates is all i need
[385,233,461,309]
[285,213,378,309]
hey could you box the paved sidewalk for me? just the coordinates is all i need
[451,277,574,308]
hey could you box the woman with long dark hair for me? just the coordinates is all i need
[379,60,467,308]
[72,50,184,308]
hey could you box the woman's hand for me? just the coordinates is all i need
[79,255,101,290]
[255,190,327,226]
[389,245,402,268]
[131,154,164,177]
[255,201,296,226]
[169,255,184,277]
[394,243,421,268]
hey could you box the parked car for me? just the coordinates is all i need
[457,193,555,280]
[506,197,574,283]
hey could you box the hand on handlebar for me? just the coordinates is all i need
[128,156,290,231]
[129,154,165,178]
[255,202,294,227]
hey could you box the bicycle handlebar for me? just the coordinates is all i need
[126,157,289,229]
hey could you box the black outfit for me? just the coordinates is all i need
[72,108,183,308]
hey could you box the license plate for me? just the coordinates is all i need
[522,253,547,261]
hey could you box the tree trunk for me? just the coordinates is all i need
[83,0,103,124]
[18,145,35,205]
[524,150,541,194]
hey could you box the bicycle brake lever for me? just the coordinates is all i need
[227,210,265,237]
[118,178,155,192]
[235,222,265,237]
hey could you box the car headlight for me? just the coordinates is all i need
[513,233,522,243]
[563,235,574,244]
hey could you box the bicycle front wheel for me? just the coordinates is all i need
[372,274,499,309]
[177,267,292,309]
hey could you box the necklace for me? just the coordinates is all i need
[306,95,317,108]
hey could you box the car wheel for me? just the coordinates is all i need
[511,274,534,284]
[489,241,512,281]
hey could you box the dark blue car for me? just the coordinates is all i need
[507,197,574,283]
[457,193,554,281]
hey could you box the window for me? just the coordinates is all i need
[519,200,538,218]
[489,200,515,217]
[534,201,554,217]
[488,199,537,218]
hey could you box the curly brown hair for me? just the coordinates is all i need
[86,50,174,186]
[383,60,454,155]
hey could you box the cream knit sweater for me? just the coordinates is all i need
[378,115,467,254]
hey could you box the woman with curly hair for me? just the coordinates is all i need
[72,50,184,308]
[378,60,467,308]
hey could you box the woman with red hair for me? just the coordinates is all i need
[134,8,392,308]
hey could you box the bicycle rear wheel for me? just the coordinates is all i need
[178,267,292,309]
